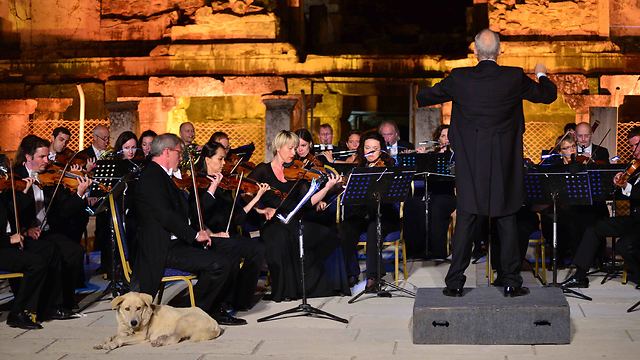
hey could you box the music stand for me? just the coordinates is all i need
[413,152,455,259]
[586,165,627,283]
[345,167,416,304]
[257,178,348,324]
[79,178,129,312]
[90,160,138,214]
[524,168,592,301]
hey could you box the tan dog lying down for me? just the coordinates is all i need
[94,292,221,350]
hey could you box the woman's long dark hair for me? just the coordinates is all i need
[294,128,314,156]
[138,129,157,149]
[114,131,140,160]
[196,141,226,173]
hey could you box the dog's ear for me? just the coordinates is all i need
[111,295,125,310]
[140,293,154,309]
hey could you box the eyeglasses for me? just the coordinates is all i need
[95,134,110,143]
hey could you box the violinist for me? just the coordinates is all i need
[13,135,88,316]
[575,122,610,163]
[133,133,232,322]
[1,158,80,328]
[249,130,348,302]
[48,127,74,163]
[189,142,267,322]
[113,131,144,162]
[563,126,640,288]
[338,132,398,289]
[208,131,231,152]
[294,128,324,168]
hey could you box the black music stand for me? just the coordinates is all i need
[524,168,592,301]
[584,166,627,283]
[257,179,348,324]
[345,167,416,304]
[413,152,455,259]
[79,179,129,312]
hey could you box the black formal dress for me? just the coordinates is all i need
[190,186,265,310]
[417,60,557,289]
[132,161,230,313]
[14,165,85,308]
[249,162,349,302]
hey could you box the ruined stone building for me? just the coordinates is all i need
[1,0,640,161]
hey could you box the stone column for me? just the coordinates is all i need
[117,97,176,135]
[414,107,442,148]
[106,101,140,147]
[33,98,73,121]
[262,97,298,161]
[0,99,37,152]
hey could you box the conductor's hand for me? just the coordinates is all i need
[534,63,547,75]
[196,230,211,247]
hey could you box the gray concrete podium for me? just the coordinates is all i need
[412,287,570,345]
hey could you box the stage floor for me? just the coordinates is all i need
[1,259,639,360]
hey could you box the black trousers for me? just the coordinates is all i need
[165,240,231,313]
[1,237,68,316]
[490,206,540,274]
[445,210,522,289]
[41,232,85,308]
[210,235,265,310]
[572,215,640,283]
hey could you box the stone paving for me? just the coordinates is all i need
[1,260,640,360]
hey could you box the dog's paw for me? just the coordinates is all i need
[151,335,169,347]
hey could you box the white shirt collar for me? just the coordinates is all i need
[92,144,102,158]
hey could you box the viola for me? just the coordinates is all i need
[573,154,607,165]
[223,153,256,176]
[53,151,91,169]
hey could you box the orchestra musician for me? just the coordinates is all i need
[132,133,232,320]
[0,172,81,328]
[338,132,397,289]
[575,122,610,163]
[208,131,231,152]
[48,127,74,163]
[323,130,360,164]
[563,126,640,288]
[378,120,414,163]
[189,141,268,323]
[417,29,557,297]
[77,125,110,170]
[13,135,89,316]
[138,130,157,158]
[248,130,347,302]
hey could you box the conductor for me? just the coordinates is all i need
[416,29,557,297]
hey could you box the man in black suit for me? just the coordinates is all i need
[13,135,88,317]
[416,29,557,297]
[575,122,610,163]
[563,126,640,288]
[378,120,414,164]
[132,134,242,325]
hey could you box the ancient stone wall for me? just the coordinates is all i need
[489,0,609,37]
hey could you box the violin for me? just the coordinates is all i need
[222,153,256,176]
[300,153,325,169]
[37,164,106,192]
[572,154,607,165]
[615,158,640,187]
[283,159,326,182]
[53,150,90,169]
[174,173,285,199]
[0,177,28,192]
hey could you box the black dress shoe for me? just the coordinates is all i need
[45,308,80,321]
[442,287,464,297]
[7,311,43,330]
[212,310,247,326]
[561,276,589,288]
[503,286,530,297]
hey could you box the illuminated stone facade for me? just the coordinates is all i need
[0,1,639,159]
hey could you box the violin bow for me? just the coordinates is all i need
[188,152,207,247]
[225,172,244,234]
[8,159,23,250]
[40,151,79,231]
